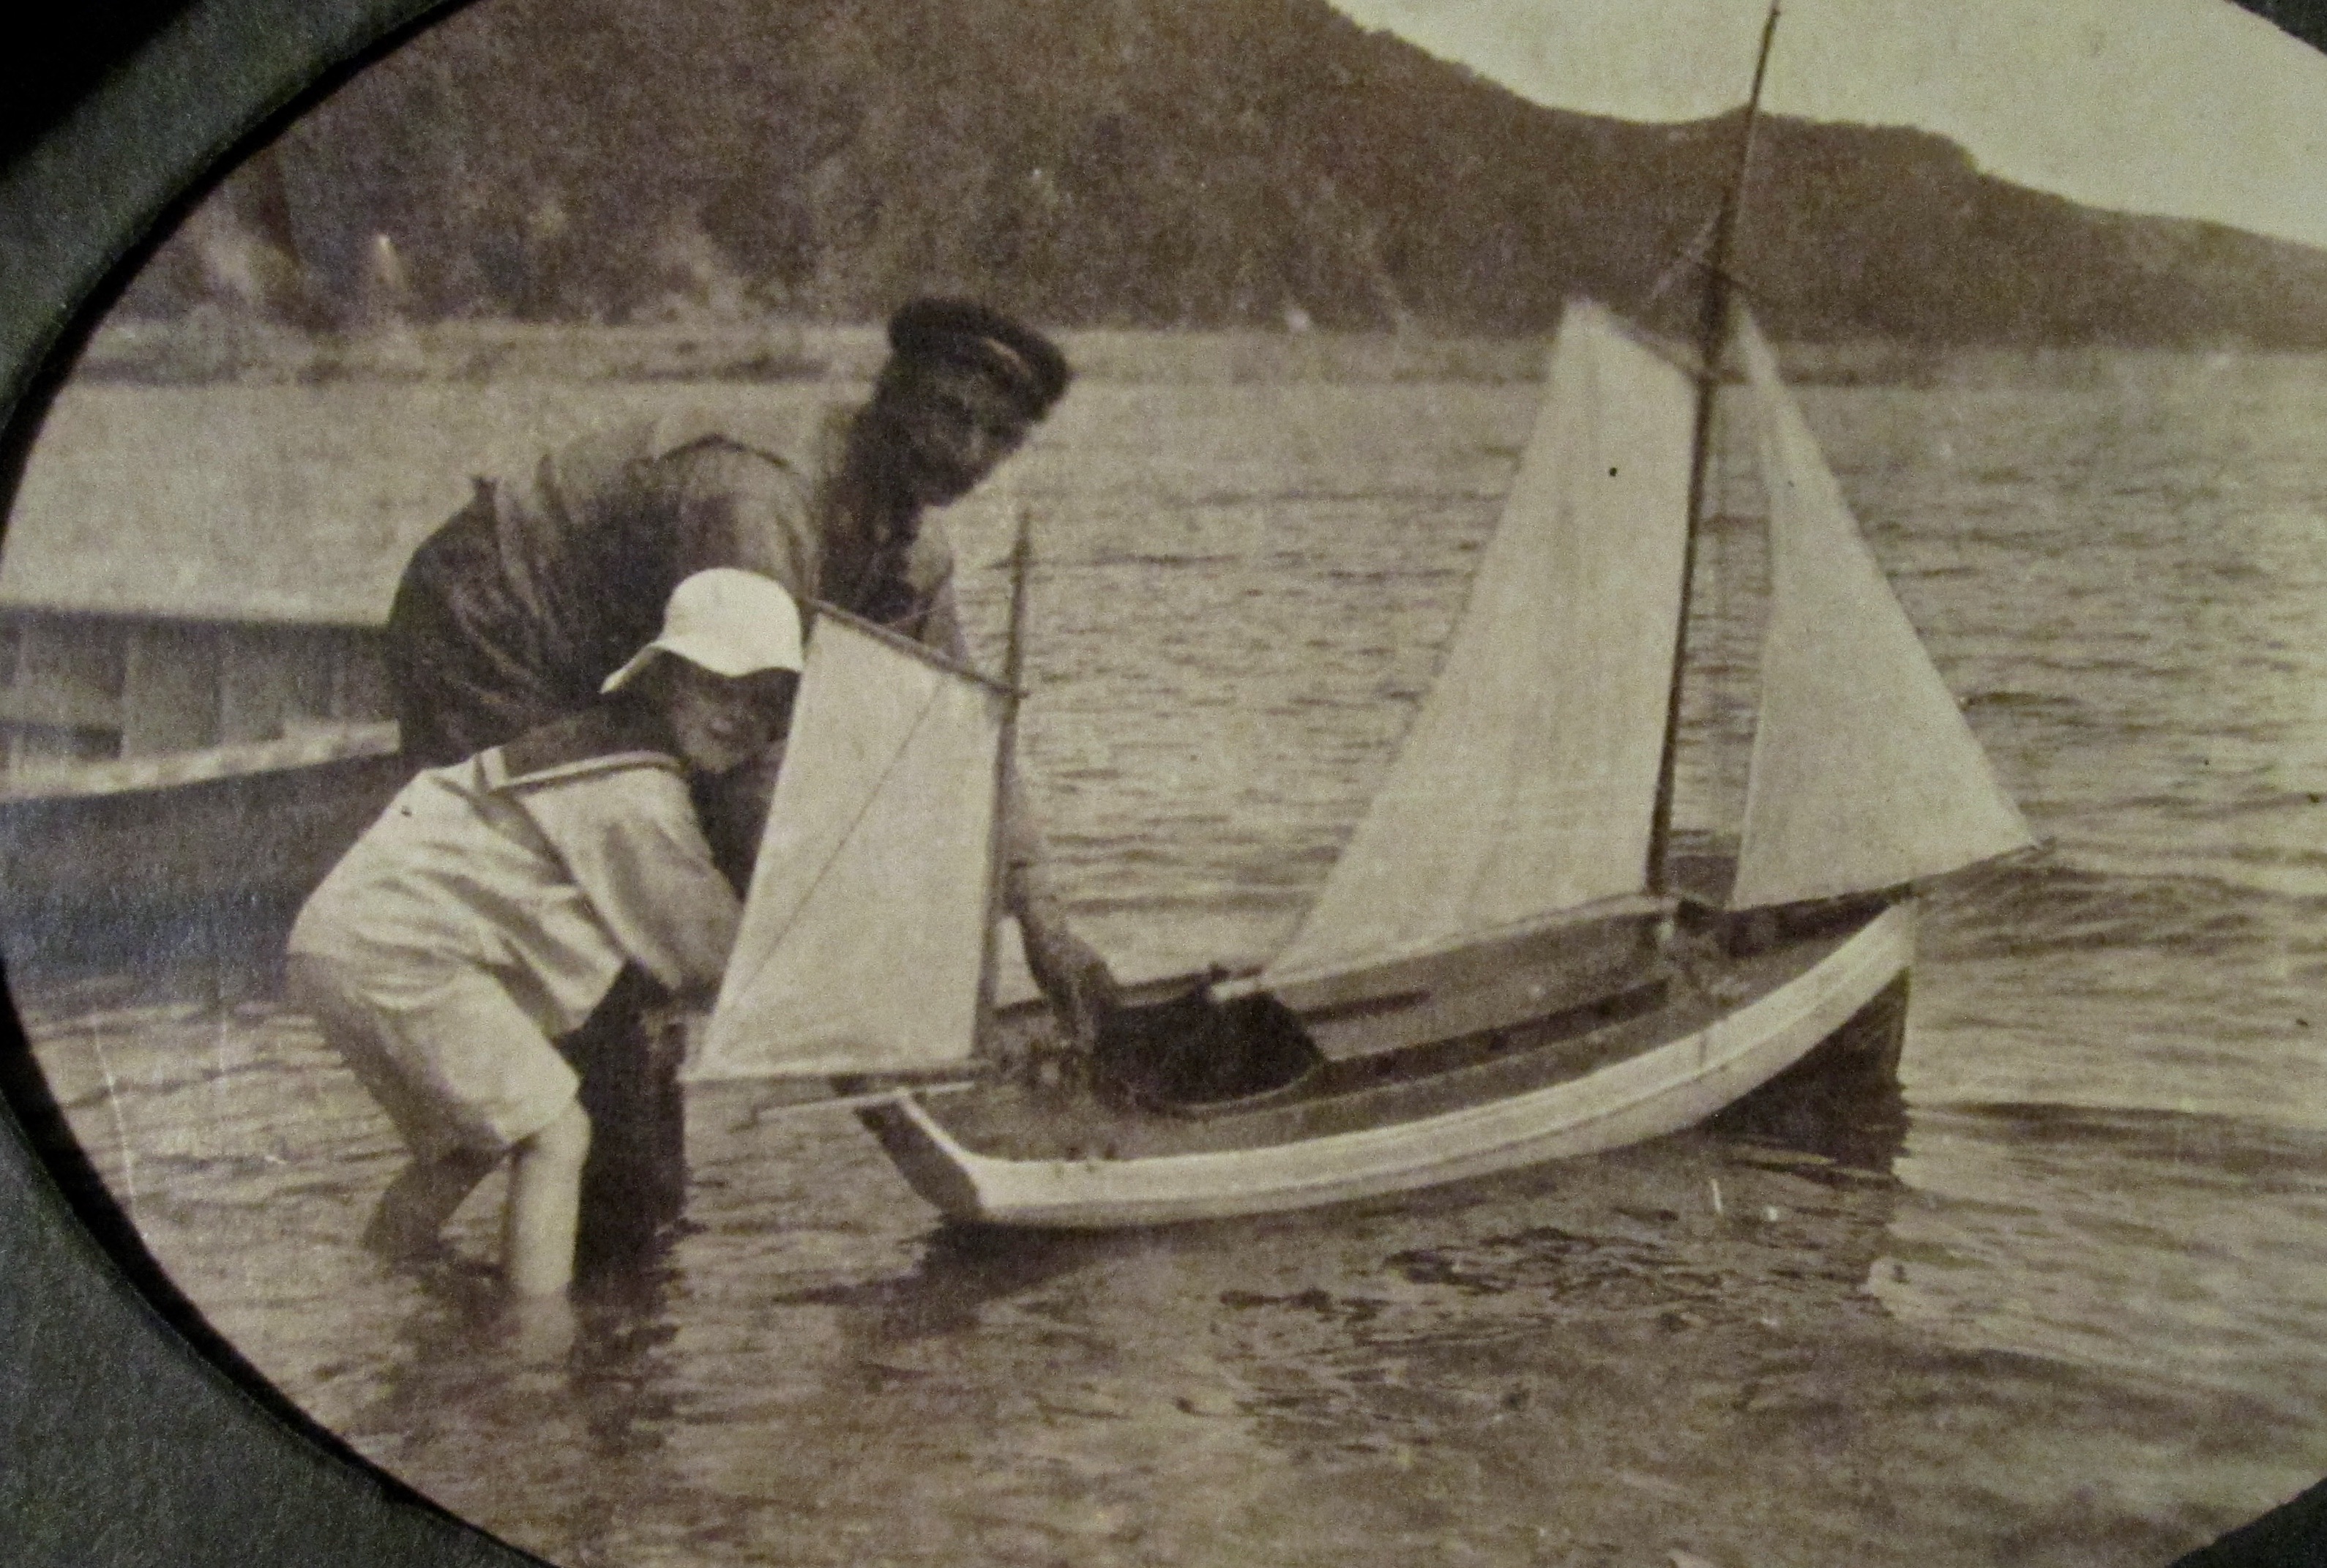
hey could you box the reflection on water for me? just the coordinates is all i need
[770,1223,1126,1341]
[17,356,2327,1561]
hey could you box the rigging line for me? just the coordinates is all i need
[1644,241,1775,326]
[1642,212,1719,313]
[974,509,1034,1046]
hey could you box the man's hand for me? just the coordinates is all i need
[639,997,709,1076]
[1020,919,1121,1051]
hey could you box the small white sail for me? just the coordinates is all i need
[690,614,1006,1080]
[1728,310,2033,909]
[1263,300,1697,985]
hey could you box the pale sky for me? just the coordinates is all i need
[1325,0,2327,253]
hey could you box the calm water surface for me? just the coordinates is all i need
[14,351,2327,1564]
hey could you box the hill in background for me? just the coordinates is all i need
[115,0,2327,348]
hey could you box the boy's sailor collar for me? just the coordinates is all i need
[485,701,685,791]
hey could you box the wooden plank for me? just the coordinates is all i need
[218,627,308,743]
[12,616,124,724]
[1220,895,1670,1008]
[7,725,119,771]
[330,632,394,723]
[1299,914,1666,1064]
[0,684,124,731]
[276,627,340,732]
[121,622,221,755]
[0,721,400,804]
[7,616,124,766]
[1,619,19,773]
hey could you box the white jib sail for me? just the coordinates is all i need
[690,615,1006,1080]
[1263,299,1696,985]
[1728,309,2033,910]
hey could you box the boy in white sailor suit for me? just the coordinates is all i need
[290,569,800,1299]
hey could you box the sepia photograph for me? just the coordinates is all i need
[5,0,2327,1562]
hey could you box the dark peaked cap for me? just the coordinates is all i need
[887,299,1072,417]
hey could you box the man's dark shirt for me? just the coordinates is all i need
[386,414,963,769]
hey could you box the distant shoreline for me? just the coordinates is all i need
[67,312,2252,392]
[70,314,1553,387]
[72,309,2327,397]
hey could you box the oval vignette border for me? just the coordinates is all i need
[5,2,2327,1564]
[0,2,548,1563]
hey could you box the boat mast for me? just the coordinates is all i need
[974,508,1034,1046]
[1647,0,1782,897]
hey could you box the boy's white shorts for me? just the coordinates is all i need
[288,950,582,1160]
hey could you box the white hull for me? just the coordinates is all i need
[869,900,1916,1228]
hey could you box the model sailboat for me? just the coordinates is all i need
[685,290,2031,1228]
[691,3,2026,1225]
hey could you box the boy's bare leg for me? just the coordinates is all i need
[503,1101,591,1297]
[363,1147,498,1261]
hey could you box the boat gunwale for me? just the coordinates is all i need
[0,720,403,804]
[871,899,1916,1226]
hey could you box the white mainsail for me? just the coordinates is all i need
[689,613,1008,1081]
[1727,309,2033,909]
[1261,300,1697,985]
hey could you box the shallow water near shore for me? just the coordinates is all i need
[15,348,2327,1564]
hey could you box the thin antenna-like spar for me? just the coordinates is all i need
[973,508,1034,1050]
[1646,0,1783,897]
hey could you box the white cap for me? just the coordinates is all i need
[601,569,804,694]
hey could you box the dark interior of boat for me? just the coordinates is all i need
[1089,984,1322,1112]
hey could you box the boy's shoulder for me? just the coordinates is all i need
[485,703,683,792]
